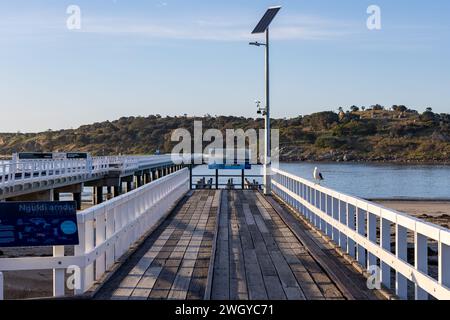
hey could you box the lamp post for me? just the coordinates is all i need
[250,6,281,195]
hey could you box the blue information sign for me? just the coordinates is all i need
[208,163,251,170]
[0,201,79,247]
[207,149,252,170]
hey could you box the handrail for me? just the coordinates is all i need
[0,168,189,299]
[0,155,177,190]
[271,167,450,300]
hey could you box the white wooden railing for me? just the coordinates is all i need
[0,158,108,189]
[0,168,189,299]
[271,168,450,300]
[0,155,178,190]
[106,155,173,172]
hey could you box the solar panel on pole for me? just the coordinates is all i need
[251,6,281,34]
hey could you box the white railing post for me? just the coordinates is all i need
[325,194,332,237]
[105,207,115,270]
[396,224,408,299]
[315,190,320,228]
[415,232,429,300]
[0,271,3,300]
[74,222,86,295]
[380,217,391,289]
[367,211,377,268]
[308,186,313,222]
[53,246,65,297]
[339,199,347,251]
[95,209,106,281]
[347,203,356,258]
[356,208,366,268]
[332,198,340,243]
[439,242,450,289]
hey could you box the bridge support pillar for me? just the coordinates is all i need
[106,186,112,200]
[126,181,133,193]
[113,185,121,197]
[74,192,82,210]
[94,186,103,205]
[134,175,142,188]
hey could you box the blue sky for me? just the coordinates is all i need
[0,0,449,132]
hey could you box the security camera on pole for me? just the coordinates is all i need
[250,6,281,195]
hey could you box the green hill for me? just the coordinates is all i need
[1,106,450,163]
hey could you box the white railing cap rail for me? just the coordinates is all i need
[272,167,450,246]
[77,168,187,223]
[0,168,189,276]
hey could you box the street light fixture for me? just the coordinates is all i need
[250,6,281,195]
[255,100,266,116]
[249,41,265,47]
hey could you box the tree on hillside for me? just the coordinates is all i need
[392,105,407,112]
[372,104,384,111]
[302,112,339,130]
[350,105,359,112]
[421,108,436,122]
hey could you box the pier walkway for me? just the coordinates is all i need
[96,190,219,300]
[1,167,449,300]
[94,190,383,300]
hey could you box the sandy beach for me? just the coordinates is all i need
[375,200,450,229]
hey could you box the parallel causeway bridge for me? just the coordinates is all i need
[0,155,449,300]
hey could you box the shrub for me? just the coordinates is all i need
[302,112,339,130]
[315,135,346,149]
[333,120,377,137]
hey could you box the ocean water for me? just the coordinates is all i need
[192,162,450,200]
[8,162,448,201]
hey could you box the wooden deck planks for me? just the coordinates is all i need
[266,194,385,300]
[210,190,347,300]
[96,189,384,301]
[94,190,219,300]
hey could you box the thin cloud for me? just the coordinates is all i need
[0,11,357,42]
[80,14,357,41]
